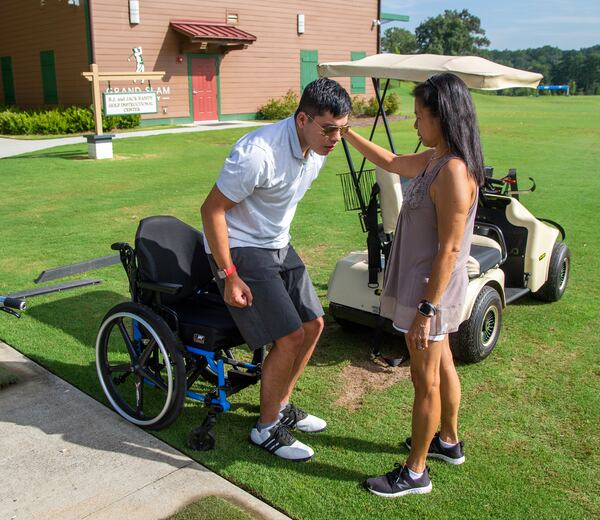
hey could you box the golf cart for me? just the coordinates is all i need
[319,54,571,363]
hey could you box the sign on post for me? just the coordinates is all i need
[81,64,165,159]
[103,91,158,116]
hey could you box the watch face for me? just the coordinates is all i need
[418,301,435,317]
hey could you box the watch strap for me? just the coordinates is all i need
[218,264,237,279]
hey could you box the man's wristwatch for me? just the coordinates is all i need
[217,264,237,280]
[417,299,437,318]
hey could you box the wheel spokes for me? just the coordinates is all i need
[98,309,179,427]
[138,337,157,366]
[139,366,169,392]
[117,318,139,361]
[108,362,132,374]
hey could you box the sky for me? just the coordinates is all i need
[381,0,600,50]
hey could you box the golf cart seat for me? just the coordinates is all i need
[467,234,504,278]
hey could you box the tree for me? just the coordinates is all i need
[381,28,418,54]
[415,9,490,55]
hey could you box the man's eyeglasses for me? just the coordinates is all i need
[307,114,351,137]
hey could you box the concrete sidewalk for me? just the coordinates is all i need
[0,342,289,520]
[0,120,268,159]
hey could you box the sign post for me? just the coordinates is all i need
[81,64,165,159]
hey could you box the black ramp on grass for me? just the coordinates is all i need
[34,254,120,284]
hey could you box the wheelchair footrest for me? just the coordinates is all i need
[227,368,259,392]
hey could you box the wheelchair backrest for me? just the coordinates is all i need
[135,215,213,305]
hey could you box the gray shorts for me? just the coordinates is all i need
[208,245,324,350]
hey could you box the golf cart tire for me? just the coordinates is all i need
[333,316,370,332]
[450,285,502,363]
[532,242,571,302]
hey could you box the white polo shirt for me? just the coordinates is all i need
[204,116,326,251]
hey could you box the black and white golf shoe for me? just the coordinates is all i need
[250,422,314,461]
[279,403,327,433]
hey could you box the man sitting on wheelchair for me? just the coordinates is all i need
[201,78,352,461]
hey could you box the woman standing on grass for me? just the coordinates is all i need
[343,73,484,497]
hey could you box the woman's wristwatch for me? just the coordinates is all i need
[417,299,437,318]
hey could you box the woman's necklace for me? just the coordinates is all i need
[430,148,447,161]
[422,148,447,176]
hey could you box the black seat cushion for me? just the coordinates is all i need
[170,292,245,351]
[469,244,503,277]
[135,216,213,305]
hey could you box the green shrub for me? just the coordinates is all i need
[0,105,141,135]
[30,110,69,135]
[63,106,95,133]
[0,111,32,135]
[103,113,141,131]
[257,90,299,120]
[351,96,369,117]
[351,92,401,118]
[384,91,401,115]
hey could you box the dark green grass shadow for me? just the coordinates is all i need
[26,289,127,347]
[3,149,88,160]
[506,294,557,307]
[177,401,399,484]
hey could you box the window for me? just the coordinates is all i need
[351,52,366,94]
[300,50,318,92]
[1,56,16,105]
[40,50,58,104]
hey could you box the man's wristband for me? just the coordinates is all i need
[217,264,237,280]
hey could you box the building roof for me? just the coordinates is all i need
[170,20,257,43]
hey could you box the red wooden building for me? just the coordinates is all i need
[0,0,380,125]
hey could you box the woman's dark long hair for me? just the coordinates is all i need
[413,73,485,186]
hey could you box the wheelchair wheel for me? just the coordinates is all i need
[96,302,186,430]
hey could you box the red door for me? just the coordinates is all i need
[191,58,218,121]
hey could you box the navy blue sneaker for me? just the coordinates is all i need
[405,432,465,465]
[365,464,432,498]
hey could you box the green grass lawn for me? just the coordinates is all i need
[1,90,599,519]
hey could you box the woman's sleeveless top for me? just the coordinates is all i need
[379,155,478,335]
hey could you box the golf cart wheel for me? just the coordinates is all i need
[532,242,571,302]
[96,302,186,430]
[450,286,503,363]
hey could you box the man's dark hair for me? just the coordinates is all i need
[295,78,352,118]
[413,73,485,186]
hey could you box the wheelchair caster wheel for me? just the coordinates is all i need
[187,429,216,451]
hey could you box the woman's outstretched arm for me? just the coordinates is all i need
[344,129,432,179]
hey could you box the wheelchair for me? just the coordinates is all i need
[95,215,264,451]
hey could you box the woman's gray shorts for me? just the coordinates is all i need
[208,245,324,351]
